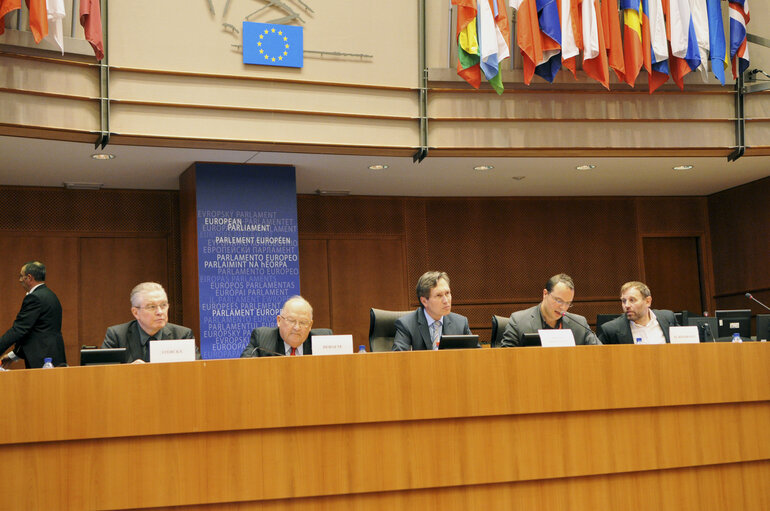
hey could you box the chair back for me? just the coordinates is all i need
[369,308,413,352]
[596,313,622,330]
[490,315,510,347]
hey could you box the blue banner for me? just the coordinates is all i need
[195,164,300,359]
[243,22,303,68]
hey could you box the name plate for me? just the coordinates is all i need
[150,339,197,363]
[312,334,354,355]
[538,329,576,347]
[669,326,701,344]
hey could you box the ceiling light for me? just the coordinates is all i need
[91,153,115,160]
[368,164,388,170]
[511,176,526,181]
[316,189,350,196]
[673,165,694,170]
[575,164,596,171]
[474,165,494,171]
[63,182,104,190]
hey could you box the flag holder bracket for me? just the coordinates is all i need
[728,33,769,162]
[94,0,109,151]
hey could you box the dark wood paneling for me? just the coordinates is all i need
[297,196,405,235]
[179,165,200,339]
[636,197,708,233]
[643,237,704,313]
[327,238,408,349]
[298,239,331,329]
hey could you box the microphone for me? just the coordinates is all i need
[560,312,599,342]
[746,292,770,311]
[700,321,715,343]
[245,345,287,357]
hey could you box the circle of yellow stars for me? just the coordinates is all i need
[257,28,290,62]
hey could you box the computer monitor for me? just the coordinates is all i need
[521,332,541,346]
[756,314,770,343]
[687,317,718,343]
[715,309,752,339]
[438,334,480,349]
[80,347,127,366]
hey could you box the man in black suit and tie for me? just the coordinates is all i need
[598,281,678,344]
[102,282,196,363]
[241,295,328,357]
[392,271,474,351]
[0,261,67,369]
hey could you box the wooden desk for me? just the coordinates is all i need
[2,344,770,510]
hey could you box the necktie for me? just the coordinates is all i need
[431,321,441,350]
[290,346,297,356]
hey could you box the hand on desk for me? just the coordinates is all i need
[131,359,146,364]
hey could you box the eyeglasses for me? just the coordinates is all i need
[279,315,312,329]
[549,293,573,309]
[138,302,169,312]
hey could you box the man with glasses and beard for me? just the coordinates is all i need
[102,282,195,363]
[501,273,601,347]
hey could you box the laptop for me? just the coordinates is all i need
[80,347,127,366]
[438,334,480,349]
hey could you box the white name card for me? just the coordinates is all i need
[312,334,354,355]
[669,326,700,344]
[150,339,197,363]
[538,329,576,347]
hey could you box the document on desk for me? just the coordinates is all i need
[312,334,354,355]
[669,326,700,344]
[538,329,576,347]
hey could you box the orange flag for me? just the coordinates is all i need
[25,0,47,43]
[80,0,104,60]
[0,0,20,36]
[581,0,610,89]
[512,0,544,85]
[602,0,626,82]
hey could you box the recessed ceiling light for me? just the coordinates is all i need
[63,182,104,190]
[511,176,526,181]
[575,164,596,170]
[315,189,350,196]
[673,165,694,170]
[368,164,388,170]
[91,153,115,160]
[474,165,494,171]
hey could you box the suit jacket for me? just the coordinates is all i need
[392,308,473,351]
[597,309,678,344]
[0,284,67,368]
[240,327,333,357]
[102,320,196,363]
[501,304,601,347]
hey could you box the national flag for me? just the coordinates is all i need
[729,0,749,78]
[581,0,609,88]
[689,0,711,80]
[601,0,625,82]
[668,0,701,89]
[0,0,21,36]
[45,0,65,54]
[479,0,510,94]
[243,22,303,68]
[25,0,47,43]
[453,0,481,88]
[511,0,545,85]
[79,0,103,60]
[561,0,581,78]
[534,0,561,82]
[706,0,727,84]
[642,0,669,92]
[620,0,643,87]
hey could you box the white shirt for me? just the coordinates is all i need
[630,310,667,344]
[424,309,444,350]
[283,341,304,356]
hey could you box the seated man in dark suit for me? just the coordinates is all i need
[598,281,678,344]
[102,282,196,363]
[0,261,67,369]
[241,295,330,357]
[501,273,601,347]
[392,271,473,351]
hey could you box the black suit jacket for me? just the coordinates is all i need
[597,309,678,344]
[240,327,333,357]
[392,308,473,351]
[0,284,67,368]
[102,320,196,363]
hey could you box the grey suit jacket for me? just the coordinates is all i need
[501,304,601,347]
[392,308,473,351]
[102,320,196,363]
[597,309,678,344]
[240,327,333,357]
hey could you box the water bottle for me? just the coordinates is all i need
[357,345,367,353]
[731,333,742,343]
[635,337,643,345]
[42,357,54,368]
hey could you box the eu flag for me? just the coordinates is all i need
[243,22,303,68]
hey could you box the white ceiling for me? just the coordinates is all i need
[1,135,768,196]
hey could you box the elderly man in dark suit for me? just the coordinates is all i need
[501,273,601,347]
[0,261,67,369]
[392,271,474,351]
[598,281,678,344]
[102,282,195,363]
[241,295,331,357]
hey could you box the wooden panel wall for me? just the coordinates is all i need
[708,176,770,315]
